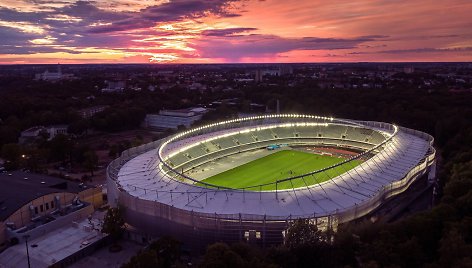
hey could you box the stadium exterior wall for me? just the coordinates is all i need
[106,119,436,250]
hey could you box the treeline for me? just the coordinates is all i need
[0,134,98,174]
[0,78,206,146]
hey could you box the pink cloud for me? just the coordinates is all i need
[0,0,471,63]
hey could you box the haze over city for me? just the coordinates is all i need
[1,0,472,64]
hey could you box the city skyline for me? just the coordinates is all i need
[0,0,472,64]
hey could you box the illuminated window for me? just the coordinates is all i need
[244,230,261,241]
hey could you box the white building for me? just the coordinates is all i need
[48,125,68,138]
[77,105,108,119]
[101,80,125,93]
[35,64,72,81]
[144,108,208,130]
[403,66,415,74]
[19,125,68,144]
[189,83,207,91]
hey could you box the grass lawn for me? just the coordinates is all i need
[198,150,361,191]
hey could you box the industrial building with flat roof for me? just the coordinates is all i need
[144,107,208,130]
[0,171,103,249]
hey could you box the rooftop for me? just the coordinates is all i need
[0,171,92,221]
[0,216,106,268]
[114,121,432,218]
[77,105,109,112]
[21,126,45,134]
[158,107,207,117]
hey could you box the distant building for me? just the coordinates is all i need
[235,78,254,83]
[263,69,280,76]
[19,126,46,144]
[101,80,125,93]
[255,69,263,83]
[156,70,174,76]
[254,69,283,81]
[35,64,73,81]
[19,125,68,144]
[159,83,174,91]
[278,65,293,75]
[77,105,108,119]
[237,112,260,118]
[189,82,207,91]
[144,107,208,130]
[403,66,415,74]
[48,125,68,138]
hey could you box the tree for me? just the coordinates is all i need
[122,236,184,268]
[439,228,471,267]
[283,219,334,267]
[199,243,244,268]
[284,219,323,249]
[149,236,182,267]
[123,250,159,268]
[83,150,98,176]
[102,207,125,247]
[48,134,73,164]
[1,143,21,170]
[68,119,89,136]
[0,125,20,146]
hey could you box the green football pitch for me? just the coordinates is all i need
[197,150,362,191]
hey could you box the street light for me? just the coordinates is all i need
[23,235,31,268]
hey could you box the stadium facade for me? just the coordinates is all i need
[107,114,436,248]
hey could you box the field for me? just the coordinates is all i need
[198,150,362,191]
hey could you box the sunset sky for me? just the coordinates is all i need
[0,0,471,64]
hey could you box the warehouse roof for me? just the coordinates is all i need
[0,171,91,221]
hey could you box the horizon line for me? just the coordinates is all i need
[1,61,471,66]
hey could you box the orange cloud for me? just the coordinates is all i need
[0,0,471,63]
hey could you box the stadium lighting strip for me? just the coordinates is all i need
[165,122,329,159]
[155,114,398,190]
[158,114,337,159]
[158,115,394,166]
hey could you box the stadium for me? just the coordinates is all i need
[107,114,436,248]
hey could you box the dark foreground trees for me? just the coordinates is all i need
[122,236,184,268]
[102,207,125,250]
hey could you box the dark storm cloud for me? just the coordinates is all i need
[0,0,244,55]
[0,0,241,35]
[60,1,128,20]
[348,47,472,55]
[0,7,44,22]
[380,47,472,54]
[192,34,387,60]
[0,45,81,54]
[202,27,258,37]
[142,0,239,19]
[0,26,77,54]
[88,0,241,33]
[0,27,40,46]
[300,35,389,50]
